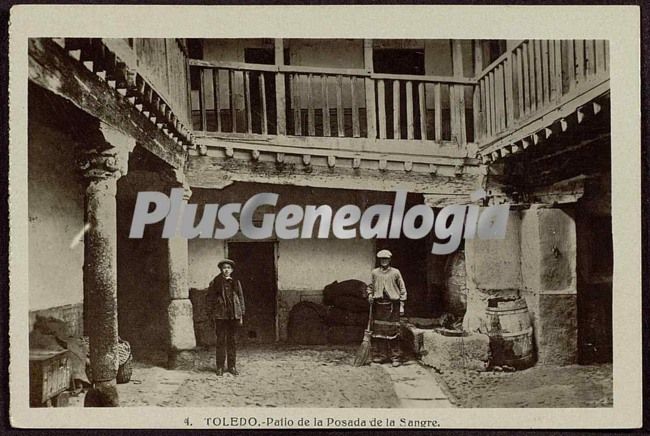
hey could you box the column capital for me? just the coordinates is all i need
[78,122,136,181]
[79,148,124,181]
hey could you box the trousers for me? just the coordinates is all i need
[215,319,239,370]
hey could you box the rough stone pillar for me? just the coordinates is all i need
[81,123,134,407]
[520,204,578,365]
[463,210,522,332]
[167,182,197,367]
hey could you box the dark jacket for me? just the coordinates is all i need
[207,274,245,320]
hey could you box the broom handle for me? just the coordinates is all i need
[366,300,374,331]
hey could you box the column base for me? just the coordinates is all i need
[167,349,198,370]
[84,380,119,407]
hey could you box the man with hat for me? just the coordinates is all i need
[207,258,245,376]
[367,249,407,367]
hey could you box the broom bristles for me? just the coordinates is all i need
[353,330,372,366]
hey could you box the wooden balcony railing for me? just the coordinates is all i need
[189,59,476,146]
[100,38,192,133]
[188,40,609,159]
[474,39,609,149]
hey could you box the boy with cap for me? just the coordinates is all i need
[367,249,407,366]
[207,259,245,376]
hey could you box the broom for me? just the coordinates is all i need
[353,301,374,366]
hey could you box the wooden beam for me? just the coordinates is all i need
[195,134,472,161]
[186,154,481,195]
[28,38,183,168]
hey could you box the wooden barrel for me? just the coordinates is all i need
[485,297,535,369]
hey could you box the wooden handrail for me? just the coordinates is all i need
[190,58,479,84]
[370,72,475,85]
[476,39,526,81]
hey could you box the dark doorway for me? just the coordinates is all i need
[375,236,429,318]
[373,49,425,140]
[374,192,429,317]
[227,242,277,343]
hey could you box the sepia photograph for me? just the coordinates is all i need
[8,5,641,430]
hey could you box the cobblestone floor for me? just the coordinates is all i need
[434,363,613,408]
[118,345,401,408]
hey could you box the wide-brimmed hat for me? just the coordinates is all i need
[218,259,235,269]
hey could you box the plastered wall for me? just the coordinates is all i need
[28,115,85,311]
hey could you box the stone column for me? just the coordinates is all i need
[167,181,197,367]
[520,204,578,365]
[80,123,134,407]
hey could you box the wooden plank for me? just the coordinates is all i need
[322,75,331,137]
[336,75,344,137]
[548,40,556,102]
[480,79,487,139]
[351,76,360,138]
[307,74,315,136]
[458,85,467,144]
[495,67,504,132]
[541,40,550,105]
[393,80,400,139]
[213,68,222,132]
[515,48,524,120]
[534,40,543,112]
[275,39,286,135]
[365,78,377,139]
[377,79,387,139]
[199,68,208,131]
[489,71,496,137]
[554,40,563,103]
[434,83,442,142]
[449,85,457,141]
[585,40,595,79]
[575,40,585,86]
[292,74,302,135]
[504,56,514,128]
[259,72,268,135]
[566,40,576,92]
[419,82,427,140]
[522,43,530,116]
[406,81,414,139]
[244,71,252,133]
[230,70,237,133]
[363,39,377,140]
[190,58,278,72]
[275,73,287,135]
[474,40,484,139]
[595,39,605,76]
[528,40,537,113]
[280,64,369,77]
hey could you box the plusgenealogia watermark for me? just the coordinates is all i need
[129,190,509,255]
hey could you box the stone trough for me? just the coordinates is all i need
[401,322,490,372]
